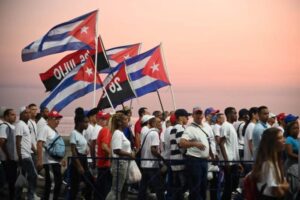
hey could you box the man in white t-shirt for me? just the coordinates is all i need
[180,107,212,200]
[220,107,241,200]
[37,110,63,200]
[15,107,38,200]
[138,116,165,200]
[36,107,49,136]
[212,113,225,159]
[0,108,17,200]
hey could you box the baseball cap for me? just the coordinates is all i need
[96,111,110,120]
[141,115,155,124]
[276,113,286,121]
[175,109,191,118]
[204,107,219,116]
[19,106,27,114]
[284,114,299,124]
[268,112,276,118]
[169,114,176,124]
[48,110,63,119]
[192,106,203,114]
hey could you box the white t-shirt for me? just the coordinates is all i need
[182,123,209,158]
[243,122,255,161]
[111,130,131,158]
[28,119,37,149]
[0,122,17,161]
[140,126,150,145]
[70,130,89,155]
[163,126,173,159]
[37,117,47,135]
[15,120,32,159]
[212,123,223,159]
[37,125,59,164]
[257,161,282,197]
[141,128,160,168]
[233,121,245,150]
[220,121,240,164]
[203,122,217,156]
[83,123,95,143]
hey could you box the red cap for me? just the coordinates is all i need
[96,111,110,120]
[48,110,63,119]
[276,113,286,121]
[170,114,176,124]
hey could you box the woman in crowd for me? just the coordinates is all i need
[106,113,135,200]
[69,107,94,199]
[252,127,289,199]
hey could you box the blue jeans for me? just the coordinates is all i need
[16,157,37,200]
[185,155,208,200]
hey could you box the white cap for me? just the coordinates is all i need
[141,115,155,124]
[269,112,276,118]
[19,106,27,114]
[0,106,6,118]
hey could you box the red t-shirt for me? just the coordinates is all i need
[96,127,111,168]
[134,118,142,147]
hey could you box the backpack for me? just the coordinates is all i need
[45,134,65,161]
[243,172,267,200]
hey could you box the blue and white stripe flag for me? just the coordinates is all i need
[22,10,97,62]
[40,56,102,112]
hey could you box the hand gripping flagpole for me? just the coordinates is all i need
[160,43,177,110]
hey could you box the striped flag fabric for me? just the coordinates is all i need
[40,56,102,112]
[22,10,97,62]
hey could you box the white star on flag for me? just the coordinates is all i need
[150,63,159,73]
[81,26,89,34]
[124,54,131,59]
[85,67,93,76]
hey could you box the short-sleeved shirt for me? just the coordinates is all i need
[37,125,59,164]
[182,123,209,158]
[163,126,173,159]
[70,130,89,155]
[220,121,240,164]
[203,122,217,156]
[28,119,37,149]
[141,128,160,168]
[111,130,131,158]
[286,136,299,154]
[37,117,47,135]
[97,127,111,168]
[140,126,150,145]
[170,124,185,171]
[15,120,32,159]
[243,122,255,161]
[0,122,17,161]
[253,121,269,159]
[257,161,282,197]
[233,121,245,150]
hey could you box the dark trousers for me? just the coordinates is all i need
[95,167,112,200]
[169,170,186,200]
[185,156,208,200]
[138,168,165,200]
[69,156,94,200]
[3,160,18,200]
[222,164,240,200]
[44,163,62,200]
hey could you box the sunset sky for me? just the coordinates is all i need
[0,0,299,116]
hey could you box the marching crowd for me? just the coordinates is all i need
[0,104,299,200]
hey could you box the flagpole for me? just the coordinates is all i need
[93,10,99,107]
[160,43,176,110]
[156,90,165,114]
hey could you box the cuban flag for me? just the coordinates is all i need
[40,56,102,112]
[22,10,97,62]
[125,45,171,97]
[100,43,141,73]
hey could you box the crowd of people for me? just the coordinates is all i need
[0,104,299,200]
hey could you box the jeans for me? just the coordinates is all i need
[138,168,165,200]
[3,160,18,200]
[95,167,112,200]
[222,164,240,200]
[185,156,208,200]
[44,163,62,200]
[16,157,37,200]
[106,160,129,200]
